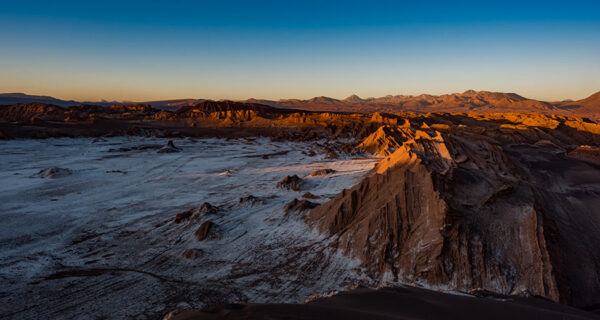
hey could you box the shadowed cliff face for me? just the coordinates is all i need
[307,114,600,308]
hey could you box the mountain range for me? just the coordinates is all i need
[2,90,599,120]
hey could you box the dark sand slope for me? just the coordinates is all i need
[166,286,600,320]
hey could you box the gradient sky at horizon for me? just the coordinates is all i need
[1,0,599,102]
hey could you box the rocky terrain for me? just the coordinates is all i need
[1,99,600,319]
[0,137,380,319]
[307,113,600,308]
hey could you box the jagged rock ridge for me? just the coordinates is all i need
[307,113,600,308]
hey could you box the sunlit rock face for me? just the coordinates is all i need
[307,113,600,307]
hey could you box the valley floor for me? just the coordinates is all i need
[0,137,378,319]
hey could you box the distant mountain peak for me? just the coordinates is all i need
[344,94,364,103]
[308,96,339,104]
[0,92,57,99]
[587,91,600,100]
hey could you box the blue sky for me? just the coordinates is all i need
[1,0,599,101]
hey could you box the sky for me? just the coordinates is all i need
[0,0,599,102]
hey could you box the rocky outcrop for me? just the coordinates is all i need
[175,100,291,117]
[238,195,265,207]
[276,175,303,191]
[0,102,161,123]
[566,145,600,165]
[174,208,195,224]
[198,202,218,215]
[302,192,319,199]
[357,125,412,156]
[174,203,218,224]
[35,167,72,178]
[195,221,217,241]
[0,103,67,122]
[284,198,319,214]
[157,140,181,153]
[306,115,600,308]
[310,168,336,176]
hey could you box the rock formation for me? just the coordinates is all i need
[566,145,600,165]
[157,140,181,153]
[174,203,218,224]
[276,175,303,191]
[302,192,319,199]
[198,202,218,214]
[284,198,319,215]
[195,221,217,241]
[174,208,195,224]
[307,113,600,308]
[310,168,336,176]
[35,167,72,178]
[238,195,266,207]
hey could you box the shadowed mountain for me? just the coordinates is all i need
[174,100,297,115]
[558,91,600,120]
[0,93,82,107]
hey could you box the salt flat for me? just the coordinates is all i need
[0,137,379,320]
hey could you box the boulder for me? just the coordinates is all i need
[195,221,216,241]
[276,175,303,191]
[284,198,318,214]
[35,167,71,179]
[302,192,319,199]
[238,195,265,207]
[157,140,181,153]
[174,209,195,224]
[198,202,218,214]
[310,168,336,176]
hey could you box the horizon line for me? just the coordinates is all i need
[3,89,599,105]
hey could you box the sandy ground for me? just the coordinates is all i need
[168,285,600,320]
[0,137,379,320]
